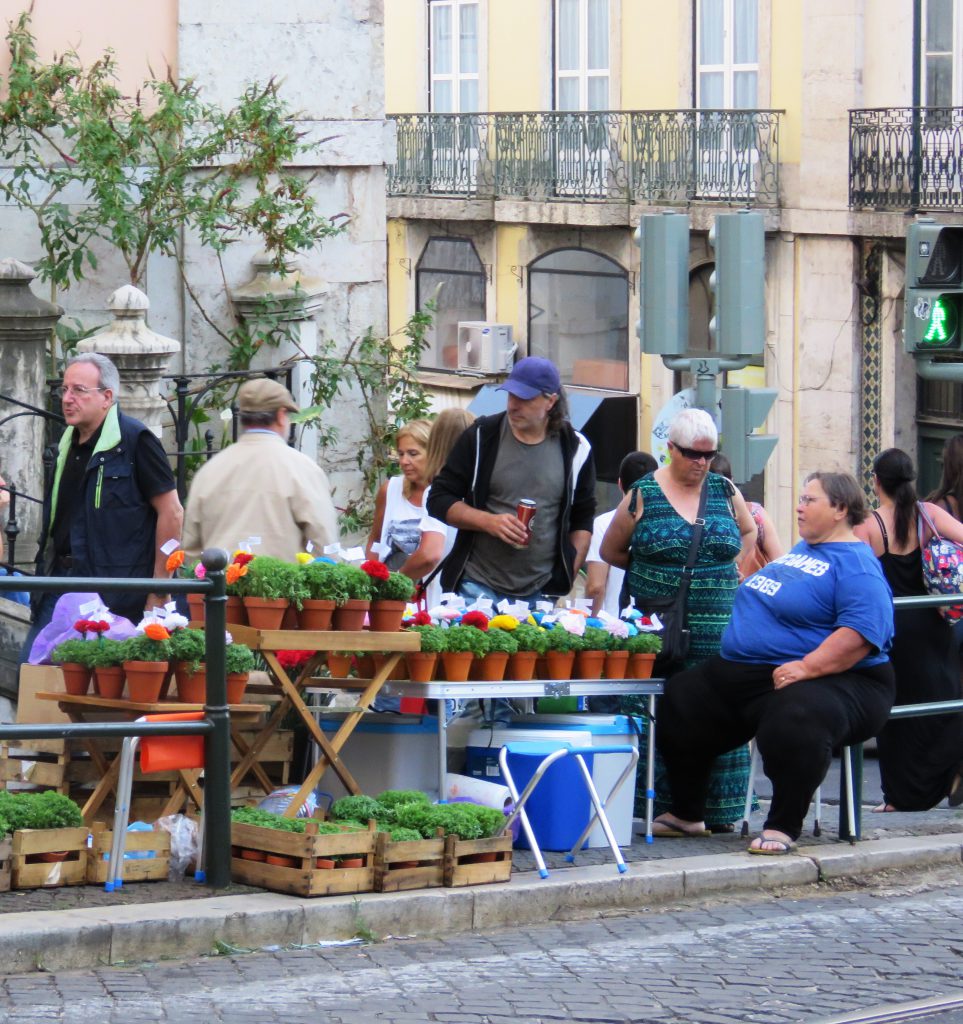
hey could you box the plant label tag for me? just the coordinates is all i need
[504,601,531,620]
[370,541,390,557]
[248,536,261,547]
[535,600,554,613]
[441,593,466,610]
[164,601,177,613]
[572,598,593,613]
[496,599,512,613]
[305,540,314,553]
[79,599,102,615]
[220,407,233,421]
[323,543,341,555]
[343,546,365,562]
[467,597,494,614]
[160,538,180,555]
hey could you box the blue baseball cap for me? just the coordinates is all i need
[497,356,561,400]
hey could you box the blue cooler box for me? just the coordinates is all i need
[466,728,593,851]
[316,713,440,801]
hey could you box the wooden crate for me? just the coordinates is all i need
[443,834,513,888]
[230,819,377,897]
[86,822,171,884]
[0,836,11,893]
[0,744,69,793]
[11,827,89,889]
[374,831,445,893]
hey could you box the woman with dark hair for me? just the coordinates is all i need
[927,434,963,519]
[855,448,963,810]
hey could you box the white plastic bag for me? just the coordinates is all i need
[155,813,198,880]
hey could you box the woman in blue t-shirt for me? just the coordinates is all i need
[652,471,896,854]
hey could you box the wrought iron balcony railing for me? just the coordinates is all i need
[388,109,781,206]
[850,107,963,210]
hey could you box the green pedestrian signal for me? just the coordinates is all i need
[904,220,963,355]
[919,295,959,347]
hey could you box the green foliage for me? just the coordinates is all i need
[240,556,309,604]
[386,826,423,843]
[231,806,307,833]
[625,632,663,654]
[86,638,127,668]
[329,795,388,825]
[484,628,519,655]
[51,639,97,668]
[375,789,431,812]
[511,624,550,654]
[300,560,348,603]
[329,564,374,603]
[225,643,256,676]
[373,570,416,603]
[542,626,580,653]
[120,635,173,663]
[582,626,617,652]
[405,624,447,654]
[168,628,207,671]
[0,790,83,832]
[391,801,504,841]
[443,625,490,656]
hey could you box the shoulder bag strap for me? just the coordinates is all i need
[872,510,889,553]
[917,501,942,546]
[675,477,710,614]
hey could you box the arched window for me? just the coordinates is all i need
[528,248,629,391]
[416,237,487,370]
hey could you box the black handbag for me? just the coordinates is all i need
[644,478,709,678]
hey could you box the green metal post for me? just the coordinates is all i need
[201,547,230,887]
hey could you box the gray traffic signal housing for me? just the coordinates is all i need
[708,210,765,356]
[904,219,963,355]
[636,212,690,356]
[720,386,777,484]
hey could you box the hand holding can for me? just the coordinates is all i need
[516,499,536,547]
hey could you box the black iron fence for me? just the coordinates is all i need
[850,106,963,210]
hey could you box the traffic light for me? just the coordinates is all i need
[720,386,777,484]
[708,210,766,356]
[636,212,690,356]
[904,219,963,355]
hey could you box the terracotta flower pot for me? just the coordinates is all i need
[326,653,352,678]
[354,655,375,678]
[506,650,537,682]
[265,853,297,868]
[315,857,337,870]
[225,596,247,627]
[242,597,288,630]
[187,593,205,624]
[574,649,605,680]
[332,599,370,632]
[60,663,91,696]
[440,650,474,682]
[367,599,406,633]
[176,664,207,704]
[534,654,549,680]
[627,652,657,680]
[603,650,630,680]
[545,650,576,680]
[339,856,364,868]
[281,603,299,630]
[405,651,437,683]
[159,662,174,700]
[124,660,168,703]
[226,672,250,704]
[32,850,70,864]
[240,848,266,862]
[475,651,509,682]
[298,599,336,631]
[93,665,125,699]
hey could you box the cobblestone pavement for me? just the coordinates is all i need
[3,866,963,1023]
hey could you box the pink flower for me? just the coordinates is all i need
[194,562,207,579]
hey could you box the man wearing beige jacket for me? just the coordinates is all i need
[182,378,338,560]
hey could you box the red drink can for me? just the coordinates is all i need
[516,499,536,546]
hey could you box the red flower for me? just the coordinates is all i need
[460,610,490,631]
[277,650,313,670]
[73,619,91,635]
[88,620,110,634]
[405,611,433,627]
[233,552,254,566]
[361,559,390,581]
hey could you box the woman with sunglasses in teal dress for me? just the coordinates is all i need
[601,408,758,833]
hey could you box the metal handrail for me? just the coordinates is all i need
[0,548,233,888]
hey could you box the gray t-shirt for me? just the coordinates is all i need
[464,417,564,596]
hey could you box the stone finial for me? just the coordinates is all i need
[231,251,325,319]
[107,284,151,317]
[0,258,38,283]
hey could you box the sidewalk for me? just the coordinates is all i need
[1,756,962,974]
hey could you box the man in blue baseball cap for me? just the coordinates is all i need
[427,356,597,722]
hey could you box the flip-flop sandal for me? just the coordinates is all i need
[747,834,796,856]
[650,820,712,839]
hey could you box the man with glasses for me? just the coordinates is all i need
[25,353,182,655]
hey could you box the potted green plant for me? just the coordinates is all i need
[575,626,611,680]
[225,642,256,703]
[542,625,579,680]
[404,623,447,682]
[87,637,128,699]
[330,563,374,631]
[298,560,347,630]
[625,631,662,679]
[439,624,488,682]
[507,622,548,681]
[121,624,173,703]
[168,627,208,702]
[363,560,416,632]
[51,638,97,696]
[238,555,309,630]
[601,628,631,679]
[475,626,518,682]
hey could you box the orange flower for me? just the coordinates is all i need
[226,563,248,586]
[165,550,185,572]
[144,623,171,641]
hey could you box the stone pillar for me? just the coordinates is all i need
[77,285,180,438]
[0,259,63,552]
[231,254,325,461]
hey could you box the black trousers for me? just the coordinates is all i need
[655,656,895,840]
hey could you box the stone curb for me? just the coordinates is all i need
[0,834,960,973]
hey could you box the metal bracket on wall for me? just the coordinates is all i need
[510,265,524,286]
[398,257,412,277]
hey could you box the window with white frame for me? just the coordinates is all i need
[923,0,960,105]
[430,0,480,112]
[696,0,758,109]
[555,0,609,110]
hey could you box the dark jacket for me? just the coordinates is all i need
[37,405,161,623]
[426,412,596,597]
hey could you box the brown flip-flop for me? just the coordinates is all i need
[650,820,711,839]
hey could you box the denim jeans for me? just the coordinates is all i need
[457,576,547,727]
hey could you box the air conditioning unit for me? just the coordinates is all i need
[457,322,516,374]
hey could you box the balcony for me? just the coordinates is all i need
[850,107,963,210]
[388,110,782,206]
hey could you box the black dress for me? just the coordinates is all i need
[874,512,963,809]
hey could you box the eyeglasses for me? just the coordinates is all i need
[671,442,718,463]
[55,385,108,399]
[797,494,826,506]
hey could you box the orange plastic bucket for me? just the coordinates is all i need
[140,712,206,773]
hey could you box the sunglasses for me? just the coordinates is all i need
[670,442,718,463]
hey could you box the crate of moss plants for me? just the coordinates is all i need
[230,805,377,897]
[0,791,88,889]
